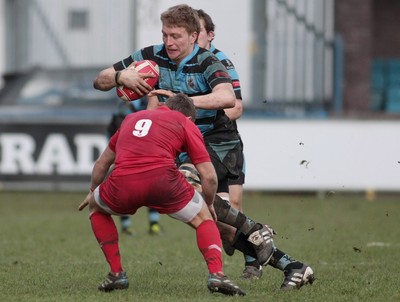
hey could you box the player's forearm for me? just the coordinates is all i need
[202,184,217,205]
[93,67,117,91]
[195,162,218,205]
[192,84,235,110]
[224,99,243,121]
[90,162,109,191]
[200,174,217,205]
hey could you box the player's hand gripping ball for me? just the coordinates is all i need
[116,60,159,101]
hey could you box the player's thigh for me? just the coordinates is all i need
[228,184,243,211]
[168,190,208,226]
[92,186,123,216]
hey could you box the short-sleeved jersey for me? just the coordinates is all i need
[209,44,242,101]
[210,44,242,133]
[99,106,211,214]
[109,105,210,175]
[113,44,235,137]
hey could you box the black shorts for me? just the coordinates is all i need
[205,138,242,193]
[228,143,245,186]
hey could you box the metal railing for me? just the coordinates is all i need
[250,0,337,118]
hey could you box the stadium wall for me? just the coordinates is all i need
[0,119,399,192]
[238,119,400,192]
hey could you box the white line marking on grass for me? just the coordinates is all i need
[367,242,400,247]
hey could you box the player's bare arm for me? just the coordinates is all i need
[195,162,217,205]
[224,98,243,121]
[93,66,156,94]
[192,83,235,110]
[78,147,115,211]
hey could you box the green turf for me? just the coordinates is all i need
[0,191,399,301]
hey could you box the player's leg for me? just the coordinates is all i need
[268,248,315,289]
[204,138,273,263]
[88,187,129,292]
[148,208,163,235]
[120,215,135,236]
[228,151,262,279]
[213,194,275,266]
[168,190,246,296]
[179,162,275,267]
[230,185,262,279]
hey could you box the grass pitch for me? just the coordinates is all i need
[0,191,399,302]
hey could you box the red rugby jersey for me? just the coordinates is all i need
[109,105,210,176]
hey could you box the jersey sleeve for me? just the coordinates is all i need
[222,59,242,100]
[108,128,120,152]
[113,45,156,70]
[214,49,242,100]
[199,50,232,90]
[113,56,134,71]
[183,120,211,164]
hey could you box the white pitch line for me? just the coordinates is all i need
[367,242,400,247]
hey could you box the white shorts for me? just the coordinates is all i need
[168,190,205,223]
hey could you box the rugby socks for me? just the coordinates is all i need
[90,211,122,274]
[148,208,160,225]
[232,233,257,258]
[244,255,259,267]
[268,248,299,271]
[196,220,223,274]
[120,215,131,229]
[213,195,261,236]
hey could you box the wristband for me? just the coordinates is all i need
[115,71,121,86]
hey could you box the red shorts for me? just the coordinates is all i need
[99,166,195,215]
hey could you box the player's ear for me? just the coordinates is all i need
[187,116,193,121]
[191,32,198,44]
[208,31,215,42]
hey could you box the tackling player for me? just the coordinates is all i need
[79,94,245,296]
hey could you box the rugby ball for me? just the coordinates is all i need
[116,60,159,101]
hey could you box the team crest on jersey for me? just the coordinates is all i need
[225,59,234,70]
[187,77,195,89]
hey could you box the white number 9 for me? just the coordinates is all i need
[132,119,152,137]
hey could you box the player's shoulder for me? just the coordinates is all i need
[197,46,219,62]
[136,44,166,61]
[211,45,236,70]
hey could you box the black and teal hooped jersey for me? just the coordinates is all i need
[113,44,234,136]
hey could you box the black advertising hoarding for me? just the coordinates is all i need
[0,122,108,190]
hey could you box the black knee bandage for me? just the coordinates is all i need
[213,195,260,236]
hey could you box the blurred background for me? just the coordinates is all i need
[0,0,399,194]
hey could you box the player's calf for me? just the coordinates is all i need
[247,224,275,266]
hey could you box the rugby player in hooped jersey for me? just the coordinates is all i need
[194,8,315,288]
[93,3,313,292]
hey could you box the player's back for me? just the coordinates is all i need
[112,106,188,175]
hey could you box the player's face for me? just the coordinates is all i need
[162,25,197,64]
[197,19,214,50]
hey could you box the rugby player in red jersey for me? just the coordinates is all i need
[78,93,245,296]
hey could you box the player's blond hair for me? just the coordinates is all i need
[161,4,200,35]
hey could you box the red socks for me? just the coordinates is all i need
[90,212,122,274]
[90,213,222,275]
[196,220,223,274]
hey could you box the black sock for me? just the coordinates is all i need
[245,259,260,267]
[232,233,257,258]
[214,195,261,236]
[268,248,298,271]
